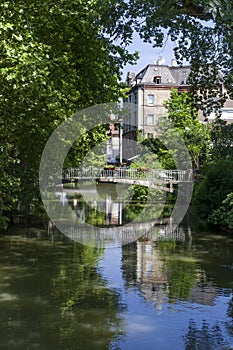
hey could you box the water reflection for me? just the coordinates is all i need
[1,185,233,349]
[119,234,233,349]
[0,232,125,349]
[62,183,165,226]
[52,183,187,247]
[183,319,230,349]
[51,182,171,247]
[51,244,126,349]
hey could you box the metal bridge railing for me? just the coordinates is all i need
[63,167,193,183]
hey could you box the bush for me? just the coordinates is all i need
[209,193,233,229]
[192,160,233,222]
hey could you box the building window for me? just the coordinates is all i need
[134,92,137,104]
[154,76,161,84]
[147,94,154,105]
[147,114,154,125]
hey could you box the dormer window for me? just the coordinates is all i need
[154,76,161,84]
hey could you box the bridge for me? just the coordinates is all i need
[48,219,188,248]
[62,167,193,192]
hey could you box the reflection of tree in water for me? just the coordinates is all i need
[166,258,199,301]
[124,185,165,223]
[52,244,126,349]
[156,241,200,302]
[183,319,231,350]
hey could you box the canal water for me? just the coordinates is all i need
[1,184,233,349]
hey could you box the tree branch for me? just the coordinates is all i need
[177,0,213,20]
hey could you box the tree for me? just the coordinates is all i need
[0,145,20,229]
[192,159,233,221]
[209,192,233,230]
[0,0,136,228]
[191,120,233,229]
[209,119,233,161]
[142,89,210,170]
[163,89,210,170]
[102,0,233,111]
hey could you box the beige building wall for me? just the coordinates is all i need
[123,63,233,159]
[136,87,172,137]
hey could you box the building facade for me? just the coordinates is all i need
[122,60,191,158]
[106,122,120,162]
[122,59,233,158]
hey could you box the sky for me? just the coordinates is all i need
[121,33,180,81]
[121,18,214,81]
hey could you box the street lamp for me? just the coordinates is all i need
[119,119,123,165]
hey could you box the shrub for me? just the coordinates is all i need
[192,160,233,222]
[209,193,233,229]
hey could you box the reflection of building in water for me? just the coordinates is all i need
[121,240,168,312]
[71,193,124,226]
[189,278,218,306]
[121,239,219,312]
[105,195,123,225]
[136,240,168,312]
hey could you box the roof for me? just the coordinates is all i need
[223,98,233,109]
[127,64,191,87]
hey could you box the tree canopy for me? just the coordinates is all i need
[163,88,210,169]
[102,0,233,111]
[1,0,233,230]
[0,0,135,227]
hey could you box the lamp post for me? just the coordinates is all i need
[119,119,123,165]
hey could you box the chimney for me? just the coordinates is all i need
[126,72,135,86]
[156,56,165,65]
[171,59,178,67]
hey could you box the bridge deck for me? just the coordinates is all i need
[62,167,193,192]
